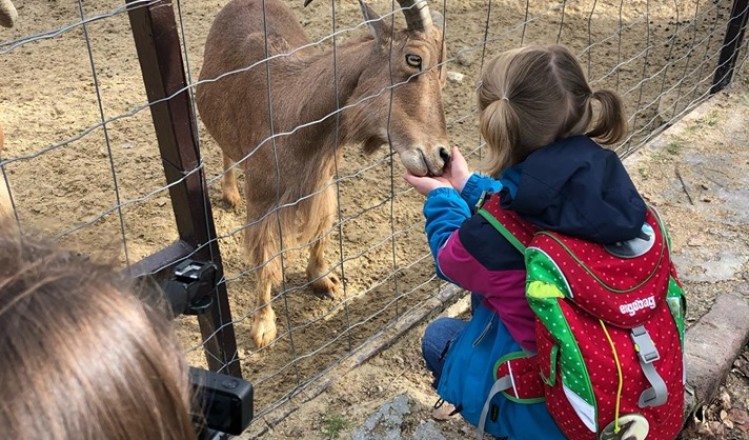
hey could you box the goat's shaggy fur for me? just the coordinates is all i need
[197,0,450,348]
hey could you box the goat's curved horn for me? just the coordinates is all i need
[397,0,432,33]
[0,0,18,28]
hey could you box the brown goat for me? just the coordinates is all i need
[197,0,450,348]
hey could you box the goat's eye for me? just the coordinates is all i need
[405,54,422,69]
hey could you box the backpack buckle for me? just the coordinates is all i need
[630,326,659,364]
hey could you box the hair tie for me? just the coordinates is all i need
[501,97,509,102]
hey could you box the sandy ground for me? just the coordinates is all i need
[0,0,745,431]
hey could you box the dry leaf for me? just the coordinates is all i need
[719,391,732,410]
[737,419,749,434]
[729,408,749,427]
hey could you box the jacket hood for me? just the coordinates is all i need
[499,136,646,243]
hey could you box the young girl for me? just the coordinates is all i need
[405,44,645,439]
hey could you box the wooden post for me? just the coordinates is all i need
[126,0,241,378]
[711,0,749,94]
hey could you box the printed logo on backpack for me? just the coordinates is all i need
[477,196,687,440]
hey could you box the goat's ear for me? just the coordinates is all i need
[359,0,389,44]
[431,11,445,32]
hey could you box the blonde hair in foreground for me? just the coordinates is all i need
[0,227,197,440]
[477,44,627,176]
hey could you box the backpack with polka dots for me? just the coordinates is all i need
[477,196,687,440]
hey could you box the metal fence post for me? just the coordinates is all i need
[126,0,241,378]
[711,0,749,94]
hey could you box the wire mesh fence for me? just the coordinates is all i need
[0,0,747,433]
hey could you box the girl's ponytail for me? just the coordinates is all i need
[586,89,627,145]
[480,98,520,175]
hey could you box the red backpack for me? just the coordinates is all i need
[478,195,687,440]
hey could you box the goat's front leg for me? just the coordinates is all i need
[245,214,282,348]
[250,271,278,348]
[306,187,339,299]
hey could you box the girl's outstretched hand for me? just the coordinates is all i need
[404,173,451,196]
[443,146,471,193]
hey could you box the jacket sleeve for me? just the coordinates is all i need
[423,188,472,280]
[423,188,524,292]
[460,173,503,213]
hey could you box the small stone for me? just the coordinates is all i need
[688,237,706,247]
[455,47,473,66]
[447,71,464,83]
[412,420,447,440]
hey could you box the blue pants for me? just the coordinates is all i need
[422,294,480,385]
[420,296,566,440]
[422,316,466,387]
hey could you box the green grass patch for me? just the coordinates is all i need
[665,140,683,155]
[321,414,350,439]
[698,111,719,127]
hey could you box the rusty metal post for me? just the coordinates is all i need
[126,0,241,377]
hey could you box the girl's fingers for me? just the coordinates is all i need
[403,173,421,186]
[451,146,463,161]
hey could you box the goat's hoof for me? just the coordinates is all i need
[250,310,277,348]
[311,274,339,300]
[222,190,241,210]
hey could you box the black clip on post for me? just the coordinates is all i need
[163,259,218,318]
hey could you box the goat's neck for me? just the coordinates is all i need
[294,39,374,147]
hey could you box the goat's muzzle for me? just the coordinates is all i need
[400,145,450,177]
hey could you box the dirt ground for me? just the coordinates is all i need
[0,0,745,433]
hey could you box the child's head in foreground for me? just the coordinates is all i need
[0,228,196,440]
[477,44,628,175]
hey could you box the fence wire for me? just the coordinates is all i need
[1,0,747,433]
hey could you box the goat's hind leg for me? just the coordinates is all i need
[221,153,242,209]
[305,186,339,300]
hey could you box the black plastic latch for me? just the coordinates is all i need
[163,259,218,317]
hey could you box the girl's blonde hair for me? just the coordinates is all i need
[0,228,197,440]
[477,44,627,175]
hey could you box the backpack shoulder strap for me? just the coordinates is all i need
[476,195,536,253]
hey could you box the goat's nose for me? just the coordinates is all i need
[438,146,451,167]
